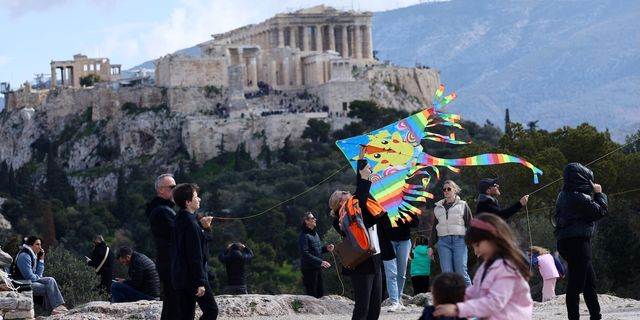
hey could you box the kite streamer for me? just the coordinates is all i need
[336,84,543,226]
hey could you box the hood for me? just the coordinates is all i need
[145,196,175,217]
[562,163,593,194]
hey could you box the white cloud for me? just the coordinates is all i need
[0,55,10,65]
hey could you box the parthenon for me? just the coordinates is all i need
[155,5,376,91]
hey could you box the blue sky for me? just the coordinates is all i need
[0,0,427,89]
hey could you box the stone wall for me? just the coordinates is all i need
[156,55,228,88]
[182,112,327,164]
[309,80,371,116]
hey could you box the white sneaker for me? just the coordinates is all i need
[387,303,401,312]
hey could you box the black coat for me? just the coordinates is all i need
[125,252,160,298]
[146,197,176,277]
[298,225,327,270]
[171,209,208,290]
[554,163,608,240]
[476,194,522,220]
[87,242,114,289]
[145,197,176,278]
[219,246,254,286]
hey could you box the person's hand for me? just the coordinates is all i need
[427,247,434,260]
[359,164,373,181]
[520,195,529,206]
[326,244,334,252]
[115,278,125,283]
[37,249,45,260]
[591,180,602,193]
[434,304,459,317]
[358,145,366,160]
[320,261,331,268]
[196,286,205,297]
[200,216,213,229]
[239,243,246,250]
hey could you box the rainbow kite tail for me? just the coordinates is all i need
[420,153,543,183]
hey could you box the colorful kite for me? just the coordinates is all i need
[336,84,543,226]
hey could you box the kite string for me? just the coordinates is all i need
[528,137,639,196]
[330,251,345,296]
[212,163,350,220]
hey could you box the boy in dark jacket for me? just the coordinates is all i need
[172,183,218,320]
[219,243,254,294]
[554,163,607,320]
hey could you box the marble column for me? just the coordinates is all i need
[282,57,290,87]
[354,25,363,59]
[328,25,335,51]
[341,25,349,58]
[288,26,297,48]
[249,56,257,88]
[302,26,310,52]
[363,24,373,59]
[278,27,284,48]
[315,24,322,52]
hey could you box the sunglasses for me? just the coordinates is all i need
[442,187,452,192]
[162,185,177,189]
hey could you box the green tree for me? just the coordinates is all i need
[79,74,101,87]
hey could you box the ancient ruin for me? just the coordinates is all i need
[50,54,122,88]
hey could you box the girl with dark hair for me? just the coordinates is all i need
[434,213,533,320]
[410,236,431,295]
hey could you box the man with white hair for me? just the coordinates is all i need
[145,173,179,319]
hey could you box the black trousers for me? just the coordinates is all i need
[411,275,430,295]
[558,237,601,320]
[159,271,180,320]
[176,282,218,320]
[302,268,324,298]
[350,255,383,320]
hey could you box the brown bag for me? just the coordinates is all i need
[335,239,374,270]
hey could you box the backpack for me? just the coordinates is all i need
[9,248,33,280]
[335,196,385,269]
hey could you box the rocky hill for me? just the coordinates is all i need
[373,0,640,141]
[38,293,640,320]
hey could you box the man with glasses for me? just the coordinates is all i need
[145,173,179,319]
[476,178,529,220]
[298,211,334,298]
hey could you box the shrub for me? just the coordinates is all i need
[45,244,108,308]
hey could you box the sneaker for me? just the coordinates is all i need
[387,303,401,312]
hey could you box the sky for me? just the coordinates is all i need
[0,0,428,89]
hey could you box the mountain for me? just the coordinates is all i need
[372,0,640,141]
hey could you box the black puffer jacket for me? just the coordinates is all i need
[126,252,160,298]
[554,163,608,240]
[298,225,327,270]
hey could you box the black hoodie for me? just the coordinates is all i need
[554,163,608,240]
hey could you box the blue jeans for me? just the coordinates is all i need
[31,277,65,311]
[438,235,471,287]
[111,282,156,303]
[382,239,412,304]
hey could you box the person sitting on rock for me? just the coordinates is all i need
[111,246,160,303]
[12,236,68,315]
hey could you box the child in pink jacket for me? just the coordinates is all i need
[530,246,565,301]
[434,213,533,320]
